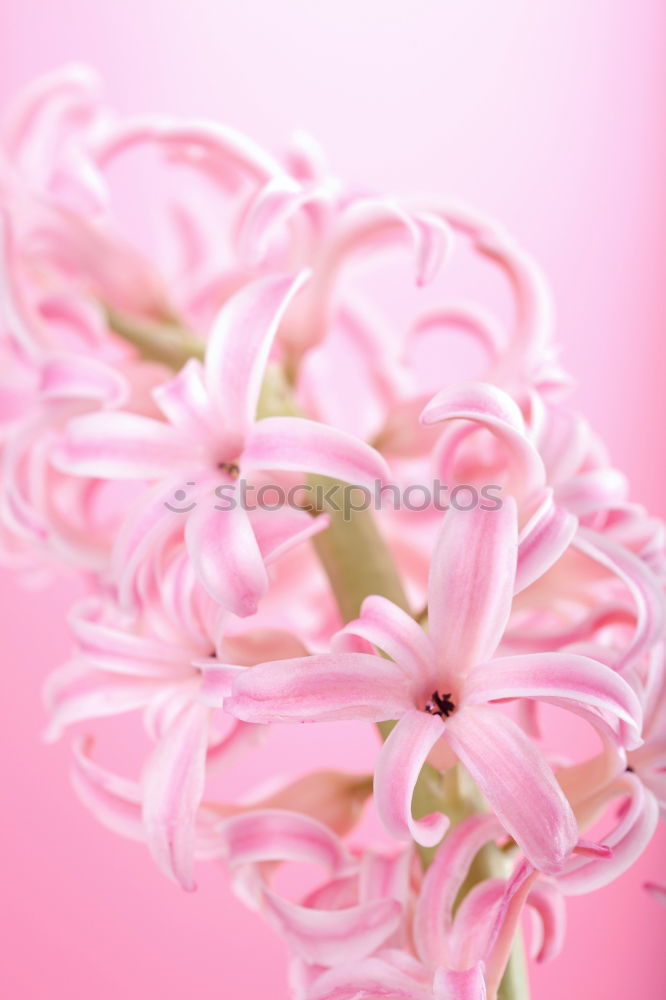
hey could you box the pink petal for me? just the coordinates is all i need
[331,199,453,288]
[337,595,435,681]
[185,494,268,616]
[514,490,577,594]
[428,499,517,684]
[526,881,566,963]
[219,809,352,872]
[251,504,329,563]
[141,701,209,891]
[482,859,538,995]
[0,209,48,354]
[70,736,144,841]
[226,653,413,723]
[197,664,245,706]
[40,355,128,409]
[308,958,431,1000]
[462,653,643,751]
[260,889,402,966]
[243,416,390,488]
[52,411,193,479]
[68,598,191,677]
[96,116,282,182]
[204,273,309,442]
[374,709,449,847]
[44,660,164,741]
[554,468,629,517]
[433,965,487,1000]
[557,774,659,894]
[152,358,218,444]
[445,705,578,873]
[413,813,502,967]
[410,303,504,362]
[573,529,666,673]
[420,382,545,498]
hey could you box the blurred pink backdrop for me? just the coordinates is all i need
[1,1,665,997]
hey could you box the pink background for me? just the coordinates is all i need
[1,1,665,996]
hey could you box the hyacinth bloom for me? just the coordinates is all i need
[2,66,666,1000]
[53,272,390,615]
[224,499,643,873]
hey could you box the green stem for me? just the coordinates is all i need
[105,305,205,369]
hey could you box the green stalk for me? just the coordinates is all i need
[105,305,205,368]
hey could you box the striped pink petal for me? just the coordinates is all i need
[337,595,436,681]
[185,493,268,616]
[374,709,449,847]
[52,411,194,479]
[420,382,546,498]
[204,273,308,442]
[445,705,578,873]
[226,653,414,724]
[141,701,209,891]
[260,888,402,966]
[514,490,577,594]
[242,415,390,488]
[428,499,517,684]
[433,965,487,1000]
[461,653,643,751]
[573,528,666,673]
[219,810,352,873]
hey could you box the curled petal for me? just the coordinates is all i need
[260,888,402,966]
[374,709,449,848]
[557,774,659,894]
[70,736,143,841]
[573,529,666,673]
[237,176,335,264]
[331,199,453,287]
[40,355,128,409]
[309,958,431,1000]
[462,653,643,751]
[44,660,164,741]
[420,382,545,498]
[94,115,283,181]
[526,880,566,963]
[219,809,352,873]
[514,490,577,594]
[410,303,504,362]
[414,813,502,967]
[141,702,209,891]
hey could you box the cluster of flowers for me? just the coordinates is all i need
[1,65,664,1000]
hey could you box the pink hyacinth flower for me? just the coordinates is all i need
[224,499,643,873]
[53,271,390,615]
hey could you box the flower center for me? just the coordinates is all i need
[424,691,456,718]
[217,461,240,479]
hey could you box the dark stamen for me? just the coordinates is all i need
[424,690,455,718]
[218,461,240,479]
